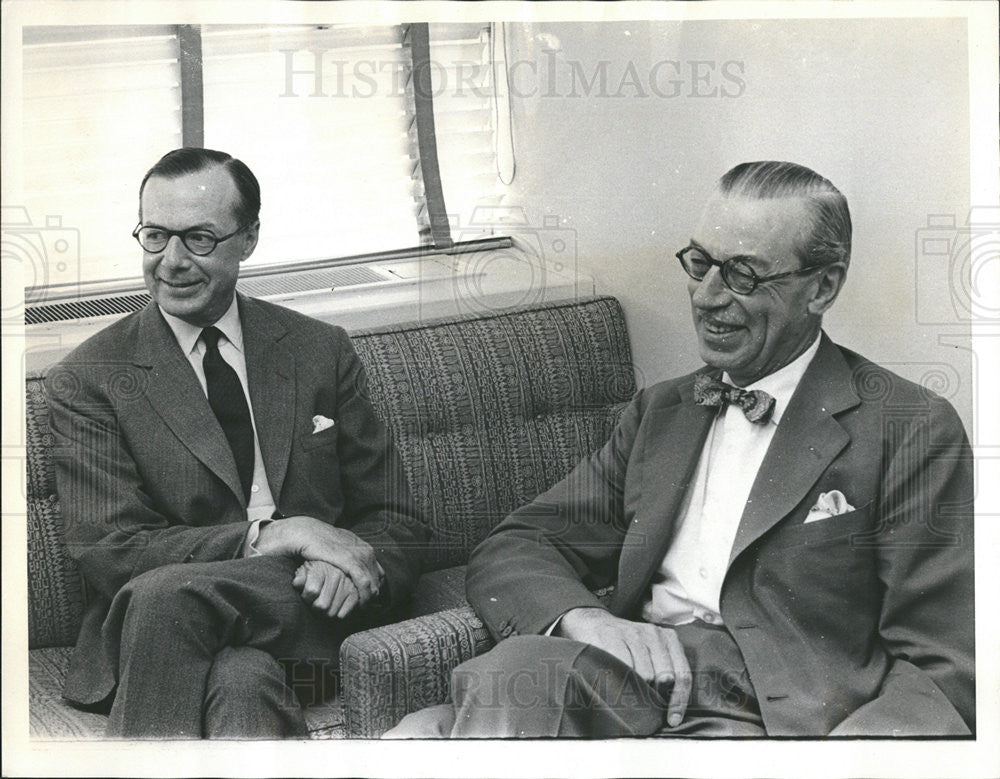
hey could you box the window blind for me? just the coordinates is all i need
[428,23,503,242]
[20,23,500,297]
[200,22,499,267]
[201,24,417,266]
[21,26,184,290]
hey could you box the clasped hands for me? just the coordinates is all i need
[255,515,384,619]
[555,607,693,728]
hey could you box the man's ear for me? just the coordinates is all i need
[240,221,260,262]
[807,262,847,316]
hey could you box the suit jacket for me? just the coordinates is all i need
[467,334,974,736]
[46,294,426,706]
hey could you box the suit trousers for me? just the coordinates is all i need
[385,621,765,738]
[99,555,343,738]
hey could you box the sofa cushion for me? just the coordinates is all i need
[353,297,635,569]
[397,407,628,570]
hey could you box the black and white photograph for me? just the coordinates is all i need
[2,1,998,777]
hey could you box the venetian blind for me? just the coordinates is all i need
[21,23,501,298]
[21,26,184,289]
[201,22,500,267]
[426,22,502,242]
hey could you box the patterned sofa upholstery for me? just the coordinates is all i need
[26,295,636,739]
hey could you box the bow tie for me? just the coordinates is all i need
[693,374,776,424]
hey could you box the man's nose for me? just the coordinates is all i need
[690,266,731,309]
[160,235,191,268]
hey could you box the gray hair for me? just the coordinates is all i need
[717,161,852,268]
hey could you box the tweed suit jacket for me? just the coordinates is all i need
[467,334,974,736]
[46,294,426,706]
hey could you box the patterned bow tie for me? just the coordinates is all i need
[693,374,776,424]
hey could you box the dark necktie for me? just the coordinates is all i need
[201,326,254,501]
[693,373,776,424]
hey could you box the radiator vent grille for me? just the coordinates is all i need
[235,266,387,297]
[25,265,392,324]
[25,293,153,324]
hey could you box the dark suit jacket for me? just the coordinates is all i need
[46,295,426,706]
[467,334,974,736]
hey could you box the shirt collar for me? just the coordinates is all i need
[159,295,244,356]
[722,332,821,425]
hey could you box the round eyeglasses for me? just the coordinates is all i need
[132,222,252,256]
[676,245,823,295]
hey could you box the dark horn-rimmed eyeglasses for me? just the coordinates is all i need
[676,244,824,295]
[132,222,253,256]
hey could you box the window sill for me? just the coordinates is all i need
[24,250,593,373]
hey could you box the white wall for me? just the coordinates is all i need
[496,18,973,431]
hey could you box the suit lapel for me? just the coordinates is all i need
[727,334,860,567]
[134,304,245,503]
[239,295,296,503]
[613,373,717,610]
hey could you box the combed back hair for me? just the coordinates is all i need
[139,148,261,226]
[717,161,852,268]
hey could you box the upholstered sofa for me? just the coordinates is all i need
[26,295,636,738]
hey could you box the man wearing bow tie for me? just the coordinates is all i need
[387,160,974,738]
[46,148,426,738]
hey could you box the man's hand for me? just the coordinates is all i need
[255,515,382,604]
[293,560,360,619]
[554,607,692,727]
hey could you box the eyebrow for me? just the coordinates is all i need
[688,239,762,267]
[141,222,220,232]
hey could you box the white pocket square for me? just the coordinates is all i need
[311,414,336,434]
[804,490,855,523]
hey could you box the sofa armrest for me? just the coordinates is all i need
[339,604,495,738]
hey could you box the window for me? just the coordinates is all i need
[20,23,501,299]
[21,26,184,290]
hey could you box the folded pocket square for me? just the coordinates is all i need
[312,414,336,434]
[805,490,855,523]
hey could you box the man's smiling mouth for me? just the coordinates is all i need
[158,277,202,289]
[701,318,742,335]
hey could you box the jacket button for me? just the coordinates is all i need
[500,625,513,637]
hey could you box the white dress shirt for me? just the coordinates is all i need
[159,297,278,531]
[640,333,822,627]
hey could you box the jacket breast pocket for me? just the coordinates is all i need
[771,500,876,549]
[296,426,344,508]
[751,500,882,659]
[299,425,339,452]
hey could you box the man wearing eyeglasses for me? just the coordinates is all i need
[387,160,974,738]
[45,147,426,738]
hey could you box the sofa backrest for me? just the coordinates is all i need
[25,295,635,648]
[26,376,88,649]
[351,296,636,570]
